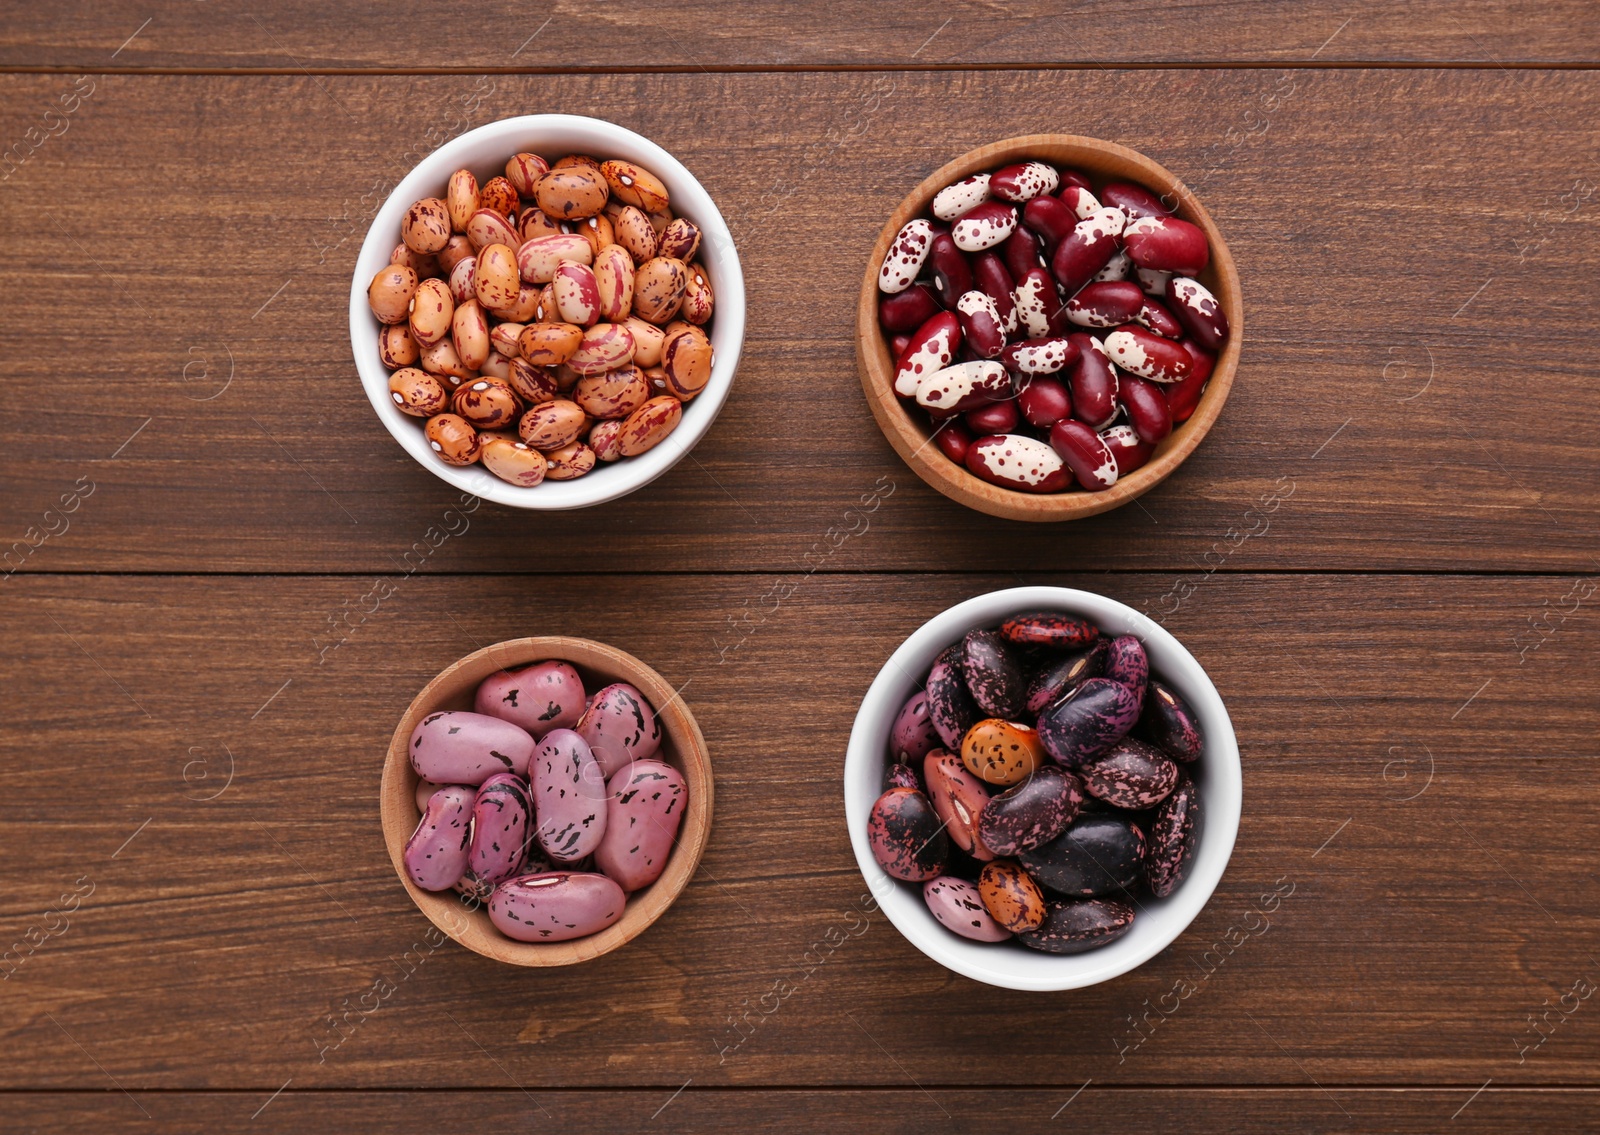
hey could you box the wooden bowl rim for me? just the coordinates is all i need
[379,636,712,966]
[856,133,1243,523]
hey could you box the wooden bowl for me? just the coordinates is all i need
[856,134,1243,522]
[380,636,713,966]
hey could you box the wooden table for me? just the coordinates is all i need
[3,4,1598,1130]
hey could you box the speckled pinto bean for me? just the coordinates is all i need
[893,311,960,397]
[574,367,649,420]
[1011,266,1057,340]
[977,859,1047,932]
[554,261,602,326]
[990,160,1059,204]
[1048,418,1118,491]
[465,208,520,252]
[923,750,993,858]
[1101,423,1154,477]
[632,257,687,323]
[379,324,420,368]
[924,876,1011,941]
[879,219,935,293]
[617,396,682,457]
[1102,324,1193,383]
[410,710,536,783]
[932,173,991,220]
[402,198,451,254]
[388,368,449,417]
[1103,634,1149,703]
[575,682,662,778]
[535,167,609,220]
[660,325,713,400]
[600,159,669,213]
[568,322,636,375]
[452,378,519,430]
[479,436,548,486]
[488,872,625,942]
[404,784,474,891]
[543,439,598,480]
[952,200,1017,252]
[369,264,418,324]
[925,645,977,749]
[890,689,942,764]
[594,758,685,891]
[1000,336,1077,376]
[455,773,535,898]
[474,660,585,737]
[1035,677,1140,766]
[532,728,609,863]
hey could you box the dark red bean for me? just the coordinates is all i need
[1066,280,1145,328]
[1123,215,1209,275]
[1056,169,1092,192]
[1048,418,1118,491]
[1166,276,1229,348]
[1001,226,1046,283]
[972,252,1017,333]
[1065,333,1119,429]
[1000,335,1078,376]
[1017,375,1072,428]
[1017,897,1135,954]
[1138,296,1184,339]
[1020,194,1078,250]
[1100,181,1173,220]
[965,398,1018,434]
[1103,323,1193,383]
[966,433,1072,493]
[1165,340,1215,423]
[1100,424,1154,477]
[934,417,974,465]
[1116,373,1173,444]
[889,333,911,357]
[1049,208,1124,297]
[879,283,942,333]
[928,232,974,309]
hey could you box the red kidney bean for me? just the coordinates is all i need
[935,418,974,465]
[1017,375,1072,427]
[956,290,1007,358]
[1050,207,1125,297]
[928,232,974,309]
[1020,194,1078,250]
[1065,332,1119,429]
[1165,340,1215,423]
[1100,182,1173,220]
[952,201,1018,252]
[932,173,991,221]
[1116,372,1173,444]
[972,252,1017,333]
[966,433,1072,493]
[1166,276,1229,348]
[890,333,912,357]
[1057,169,1091,192]
[1103,324,1193,383]
[1123,215,1209,275]
[1138,295,1184,339]
[1001,226,1045,283]
[1136,267,1172,296]
[990,160,1060,203]
[916,360,1012,413]
[1000,335,1078,375]
[879,284,942,333]
[1100,423,1154,476]
[1058,183,1101,220]
[1066,280,1145,328]
[965,398,1019,434]
[1012,266,1057,339]
[893,310,961,397]
[1049,419,1118,490]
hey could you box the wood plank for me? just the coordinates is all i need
[2,573,1597,1088]
[3,68,1598,575]
[2,2,1597,69]
[3,1088,1598,1133]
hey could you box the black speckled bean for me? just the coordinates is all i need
[1019,812,1146,897]
[1024,639,1108,715]
[961,629,1026,719]
[1035,677,1140,767]
[976,765,1084,856]
[1080,737,1179,809]
[1016,897,1136,953]
[1146,774,1201,897]
[868,787,949,881]
[925,644,978,749]
[883,762,921,792]
[1138,677,1203,762]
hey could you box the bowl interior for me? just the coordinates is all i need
[351,114,746,510]
[844,587,1241,991]
[381,636,712,965]
[856,134,1243,522]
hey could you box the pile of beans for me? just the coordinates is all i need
[866,613,1204,953]
[367,152,716,487]
[876,161,1230,493]
[404,662,686,943]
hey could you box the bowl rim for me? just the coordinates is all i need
[380,635,713,965]
[855,133,1243,523]
[843,586,1242,991]
[350,113,746,511]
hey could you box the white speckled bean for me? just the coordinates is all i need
[409,711,535,784]
[932,173,991,221]
[594,759,687,891]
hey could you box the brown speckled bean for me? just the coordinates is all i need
[574,366,649,420]
[617,395,682,457]
[632,257,687,324]
[402,198,451,254]
[368,264,417,325]
[388,368,449,417]
[425,413,481,465]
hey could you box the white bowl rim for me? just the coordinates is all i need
[349,113,746,510]
[844,586,1242,992]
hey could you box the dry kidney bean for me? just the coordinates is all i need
[875,155,1229,495]
[866,613,1210,955]
[369,149,715,487]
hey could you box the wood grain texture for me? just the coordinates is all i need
[0,2,1596,69]
[2,69,1598,573]
[4,1088,1599,1133]
[2,573,1596,1089]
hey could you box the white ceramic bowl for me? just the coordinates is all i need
[844,587,1242,991]
[349,114,745,509]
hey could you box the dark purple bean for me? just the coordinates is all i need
[1036,677,1140,767]
[1146,774,1201,897]
[976,765,1084,856]
[1018,812,1146,897]
[1024,640,1109,715]
[883,762,921,792]
[1102,635,1148,704]
[1016,898,1135,954]
[1138,677,1203,762]
[961,629,1026,719]
[1080,737,1179,809]
[925,643,978,749]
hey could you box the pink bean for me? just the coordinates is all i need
[594,758,687,892]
